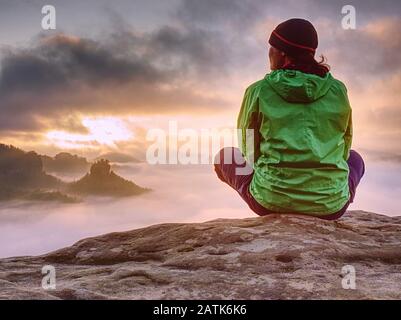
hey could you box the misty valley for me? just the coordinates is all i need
[0,144,149,204]
[0,142,399,259]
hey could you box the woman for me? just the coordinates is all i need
[214,18,365,220]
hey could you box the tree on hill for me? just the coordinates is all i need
[90,159,111,177]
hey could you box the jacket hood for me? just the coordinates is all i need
[266,69,333,103]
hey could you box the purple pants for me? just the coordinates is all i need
[214,147,365,220]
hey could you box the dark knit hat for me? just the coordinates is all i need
[268,18,318,56]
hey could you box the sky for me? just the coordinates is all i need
[0,0,401,219]
[0,0,400,158]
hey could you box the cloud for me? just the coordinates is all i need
[323,17,401,79]
[0,27,232,133]
[176,0,266,30]
[6,32,170,85]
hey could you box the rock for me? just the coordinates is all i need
[67,159,149,197]
[1,210,400,299]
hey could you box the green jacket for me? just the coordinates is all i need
[238,69,352,215]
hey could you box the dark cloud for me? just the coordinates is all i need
[0,33,170,93]
[0,26,231,132]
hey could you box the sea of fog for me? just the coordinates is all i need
[0,161,400,258]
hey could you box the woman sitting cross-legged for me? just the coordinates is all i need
[214,18,365,220]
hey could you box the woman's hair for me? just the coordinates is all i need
[283,52,330,77]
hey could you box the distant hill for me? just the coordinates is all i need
[95,152,141,164]
[0,144,149,202]
[41,152,91,175]
[0,144,62,189]
[68,159,149,197]
[0,144,76,202]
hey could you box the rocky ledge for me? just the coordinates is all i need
[1,210,400,299]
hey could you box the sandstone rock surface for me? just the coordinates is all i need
[1,210,400,299]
